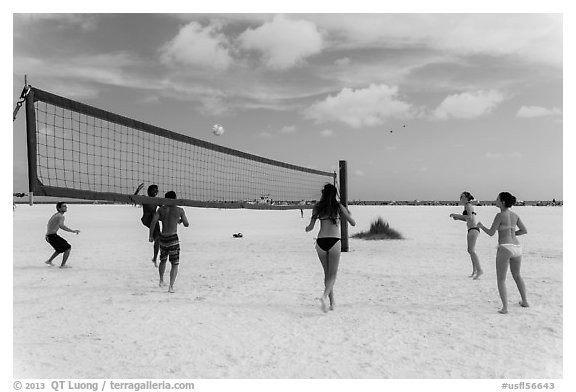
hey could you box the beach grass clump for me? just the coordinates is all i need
[351,217,403,240]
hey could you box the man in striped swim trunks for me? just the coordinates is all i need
[149,191,189,293]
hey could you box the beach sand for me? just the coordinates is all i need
[12,204,562,379]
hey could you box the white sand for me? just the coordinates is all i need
[12,204,563,379]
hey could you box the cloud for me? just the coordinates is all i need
[320,129,334,137]
[13,53,142,99]
[431,90,504,120]
[14,14,98,31]
[280,125,297,134]
[256,131,273,138]
[485,152,522,159]
[160,21,233,70]
[516,106,562,118]
[238,14,323,70]
[304,84,414,128]
[305,14,562,68]
[334,57,351,66]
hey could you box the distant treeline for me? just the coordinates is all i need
[348,200,563,207]
[13,194,562,207]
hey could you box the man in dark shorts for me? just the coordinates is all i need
[149,191,189,293]
[45,202,80,268]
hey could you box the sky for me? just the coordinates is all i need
[10,8,565,202]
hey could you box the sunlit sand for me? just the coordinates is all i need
[13,204,562,378]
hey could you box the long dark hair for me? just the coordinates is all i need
[312,183,340,224]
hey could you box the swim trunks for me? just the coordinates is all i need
[45,233,71,254]
[159,233,180,265]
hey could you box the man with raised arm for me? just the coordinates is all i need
[45,202,80,268]
[149,191,189,293]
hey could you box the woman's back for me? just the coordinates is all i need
[316,214,340,237]
[497,211,520,245]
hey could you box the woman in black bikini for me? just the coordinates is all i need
[450,191,483,279]
[305,183,356,312]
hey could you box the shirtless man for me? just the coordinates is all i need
[45,202,80,268]
[149,191,189,293]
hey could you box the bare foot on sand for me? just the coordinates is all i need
[168,286,175,293]
[45,261,54,266]
[519,301,530,308]
[473,271,483,280]
[498,308,508,314]
[320,297,328,313]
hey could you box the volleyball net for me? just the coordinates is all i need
[23,86,336,208]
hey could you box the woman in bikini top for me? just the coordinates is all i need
[305,183,356,312]
[477,192,529,314]
[449,191,483,279]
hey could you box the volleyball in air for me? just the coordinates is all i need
[212,124,225,136]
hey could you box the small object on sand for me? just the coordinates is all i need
[233,233,243,238]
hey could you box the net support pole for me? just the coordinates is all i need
[25,86,36,206]
[339,160,349,252]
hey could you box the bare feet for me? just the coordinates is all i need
[498,308,508,314]
[159,280,166,287]
[473,271,483,280]
[320,297,328,313]
[519,301,530,308]
[168,286,175,293]
[45,261,54,266]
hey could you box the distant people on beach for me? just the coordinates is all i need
[450,191,483,279]
[136,184,161,267]
[477,192,529,314]
[306,183,356,313]
[149,191,189,293]
[44,202,80,268]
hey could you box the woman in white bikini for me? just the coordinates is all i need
[450,191,483,279]
[478,192,529,314]
[306,183,356,313]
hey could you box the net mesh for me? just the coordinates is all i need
[28,88,334,208]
